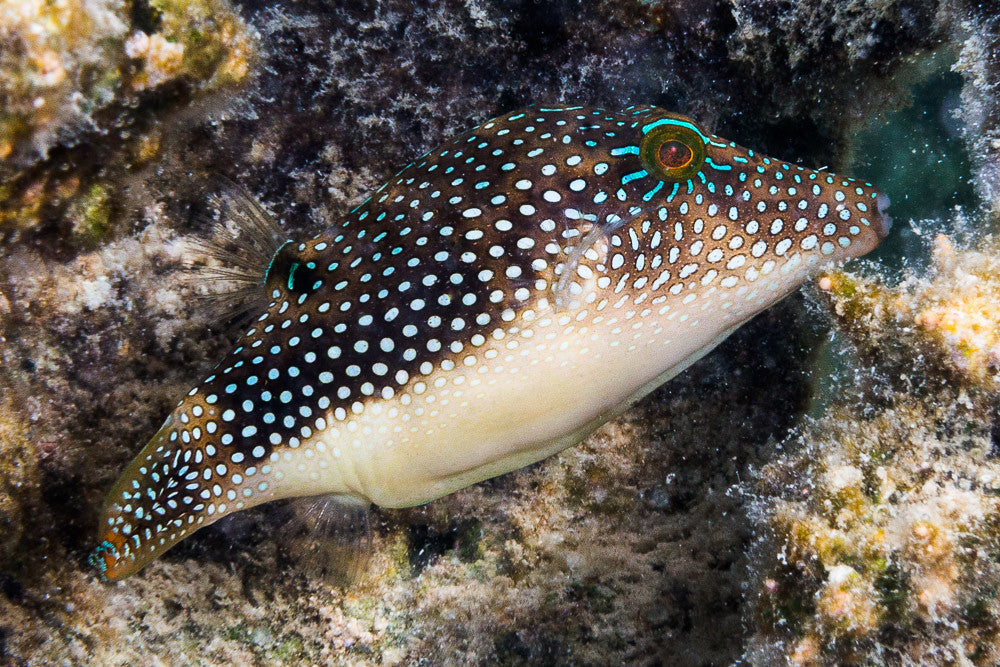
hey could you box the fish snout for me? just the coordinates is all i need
[874,192,892,239]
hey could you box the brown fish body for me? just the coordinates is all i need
[92,105,890,579]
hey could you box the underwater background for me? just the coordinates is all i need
[1,0,999,663]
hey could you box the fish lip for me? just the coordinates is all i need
[874,193,892,239]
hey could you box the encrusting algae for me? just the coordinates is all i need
[90,105,891,580]
[748,234,1000,665]
[822,233,1000,393]
[0,0,255,236]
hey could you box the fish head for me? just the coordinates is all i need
[625,109,890,283]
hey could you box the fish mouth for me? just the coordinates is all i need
[874,193,892,239]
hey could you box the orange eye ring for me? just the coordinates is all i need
[640,123,706,182]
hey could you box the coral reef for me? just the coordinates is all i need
[748,236,1000,664]
[744,2,1000,657]
[1,0,999,663]
[0,0,129,168]
[0,0,255,236]
[749,392,1000,664]
[824,234,1000,393]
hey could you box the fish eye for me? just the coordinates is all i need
[658,140,693,169]
[640,123,706,182]
[265,242,321,296]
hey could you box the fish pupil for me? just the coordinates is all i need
[659,140,692,169]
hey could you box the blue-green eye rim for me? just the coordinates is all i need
[639,124,706,182]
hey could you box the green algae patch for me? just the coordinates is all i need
[270,632,307,662]
[70,183,114,248]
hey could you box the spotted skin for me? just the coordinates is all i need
[92,105,890,579]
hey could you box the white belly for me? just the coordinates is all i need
[269,273,795,507]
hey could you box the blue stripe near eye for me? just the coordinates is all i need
[666,182,680,202]
[642,181,665,201]
[611,146,640,156]
[621,170,648,185]
[640,118,709,143]
[705,158,733,171]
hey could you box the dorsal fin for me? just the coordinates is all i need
[184,180,290,328]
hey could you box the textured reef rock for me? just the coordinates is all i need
[0,0,254,238]
[749,392,1000,664]
[744,0,1000,660]
[748,236,1000,664]
[951,3,1000,215]
[826,235,1000,395]
[1,0,998,663]
[0,396,39,566]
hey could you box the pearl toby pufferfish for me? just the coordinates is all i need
[91,105,891,580]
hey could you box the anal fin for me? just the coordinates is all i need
[278,495,374,587]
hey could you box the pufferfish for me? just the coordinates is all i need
[91,105,891,579]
